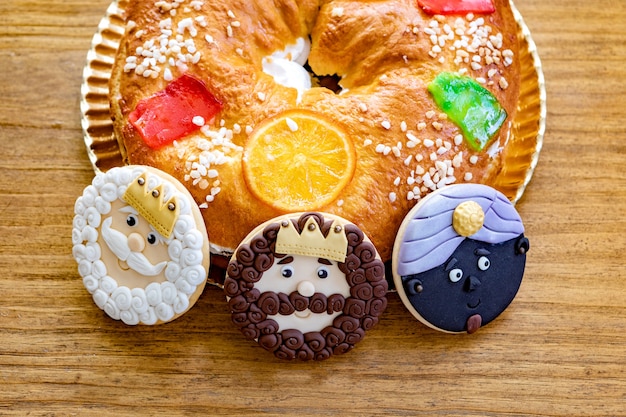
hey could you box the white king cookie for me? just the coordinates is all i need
[72,166,211,325]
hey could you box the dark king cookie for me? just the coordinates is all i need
[224,212,388,360]
[392,184,529,334]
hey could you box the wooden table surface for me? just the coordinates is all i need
[1,0,625,415]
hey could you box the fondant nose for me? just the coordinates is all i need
[128,232,145,252]
[297,280,315,297]
[464,275,481,292]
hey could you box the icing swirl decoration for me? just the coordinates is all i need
[72,166,210,325]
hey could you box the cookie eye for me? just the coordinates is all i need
[316,266,329,279]
[126,214,138,227]
[146,232,158,245]
[281,266,294,278]
[478,256,490,271]
[449,268,463,283]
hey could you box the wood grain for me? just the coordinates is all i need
[1,0,625,415]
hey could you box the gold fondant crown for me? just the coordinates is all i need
[122,173,180,238]
[275,217,349,263]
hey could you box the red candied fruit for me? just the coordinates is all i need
[129,74,222,149]
[417,0,495,15]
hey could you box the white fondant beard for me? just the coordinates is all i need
[73,166,210,325]
[101,217,167,276]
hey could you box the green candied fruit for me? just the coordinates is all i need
[428,72,507,151]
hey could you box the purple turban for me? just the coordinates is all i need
[395,184,524,277]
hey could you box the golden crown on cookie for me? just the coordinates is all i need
[276,217,349,263]
[122,173,180,238]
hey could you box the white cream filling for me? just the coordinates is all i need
[262,37,312,103]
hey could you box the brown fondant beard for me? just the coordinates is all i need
[228,288,385,361]
[254,291,347,316]
[224,213,388,360]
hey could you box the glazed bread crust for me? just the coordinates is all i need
[109,0,521,261]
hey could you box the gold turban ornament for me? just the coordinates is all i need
[452,201,485,237]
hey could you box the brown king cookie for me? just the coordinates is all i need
[224,212,387,360]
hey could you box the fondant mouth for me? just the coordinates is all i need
[467,298,481,309]
[118,259,130,271]
[295,310,312,319]
[466,314,482,334]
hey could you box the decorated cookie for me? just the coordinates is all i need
[224,212,388,360]
[72,166,210,325]
[392,184,529,334]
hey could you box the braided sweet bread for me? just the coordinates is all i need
[109,0,521,262]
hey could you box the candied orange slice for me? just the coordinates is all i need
[243,109,356,212]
